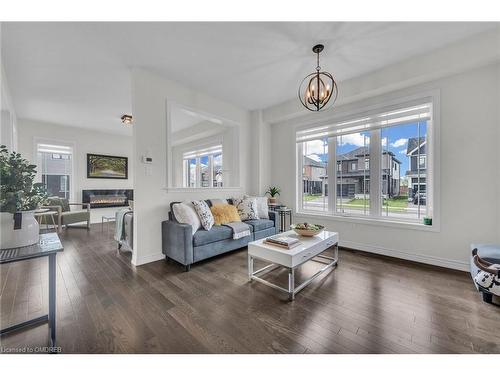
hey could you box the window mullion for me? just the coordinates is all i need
[196,157,201,188]
[297,142,304,212]
[369,129,382,217]
[328,137,336,213]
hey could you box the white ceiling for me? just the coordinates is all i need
[2,22,496,135]
[170,107,223,134]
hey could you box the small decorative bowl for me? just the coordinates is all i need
[290,224,324,237]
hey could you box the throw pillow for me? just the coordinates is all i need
[192,200,215,231]
[210,204,241,225]
[244,195,269,219]
[232,197,259,221]
[172,201,201,235]
[60,198,71,212]
[209,199,227,206]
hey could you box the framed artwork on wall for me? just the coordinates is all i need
[87,153,128,179]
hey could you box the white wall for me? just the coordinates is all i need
[268,63,500,271]
[1,59,18,151]
[131,68,254,266]
[17,119,134,222]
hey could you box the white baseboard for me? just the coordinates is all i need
[130,242,469,271]
[340,240,469,272]
[132,252,164,266]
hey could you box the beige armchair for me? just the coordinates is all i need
[44,197,91,233]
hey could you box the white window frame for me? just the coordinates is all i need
[34,138,76,202]
[295,91,440,232]
[182,147,222,189]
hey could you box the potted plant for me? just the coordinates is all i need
[266,186,281,205]
[0,145,47,249]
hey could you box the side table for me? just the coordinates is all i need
[269,207,293,233]
[34,209,58,233]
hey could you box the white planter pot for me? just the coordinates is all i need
[0,211,40,249]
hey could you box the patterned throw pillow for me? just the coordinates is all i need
[192,200,215,231]
[232,197,259,221]
[244,195,269,219]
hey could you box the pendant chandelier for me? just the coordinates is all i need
[298,44,338,112]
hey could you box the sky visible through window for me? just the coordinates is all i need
[304,121,427,177]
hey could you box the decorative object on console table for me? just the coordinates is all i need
[291,223,324,237]
[0,145,48,249]
[87,153,128,179]
[264,234,301,249]
[266,186,281,205]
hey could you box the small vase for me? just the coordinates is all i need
[0,211,40,249]
[268,197,277,205]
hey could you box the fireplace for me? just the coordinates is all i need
[82,189,133,208]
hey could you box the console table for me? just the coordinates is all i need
[0,233,64,351]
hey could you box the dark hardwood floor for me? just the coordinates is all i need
[1,224,499,354]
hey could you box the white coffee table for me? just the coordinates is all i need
[248,230,338,301]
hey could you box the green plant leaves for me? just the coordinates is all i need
[0,145,48,214]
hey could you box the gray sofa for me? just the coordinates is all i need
[162,201,278,271]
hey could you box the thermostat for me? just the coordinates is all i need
[142,156,153,164]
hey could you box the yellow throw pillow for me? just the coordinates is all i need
[210,204,241,225]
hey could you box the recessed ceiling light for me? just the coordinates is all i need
[121,114,133,125]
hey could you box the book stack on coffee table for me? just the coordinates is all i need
[264,235,301,250]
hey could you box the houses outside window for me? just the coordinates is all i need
[296,99,433,224]
[301,138,328,212]
[182,145,223,188]
[36,142,73,200]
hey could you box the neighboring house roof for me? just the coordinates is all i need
[338,146,368,161]
[303,155,325,168]
[406,137,426,155]
[338,146,402,164]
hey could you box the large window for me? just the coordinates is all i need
[297,100,433,224]
[37,142,73,200]
[182,145,223,188]
[301,139,328,212]
[336,132,370,216]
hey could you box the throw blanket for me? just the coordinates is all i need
[224,221,251,240]
[114,208,133,243]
